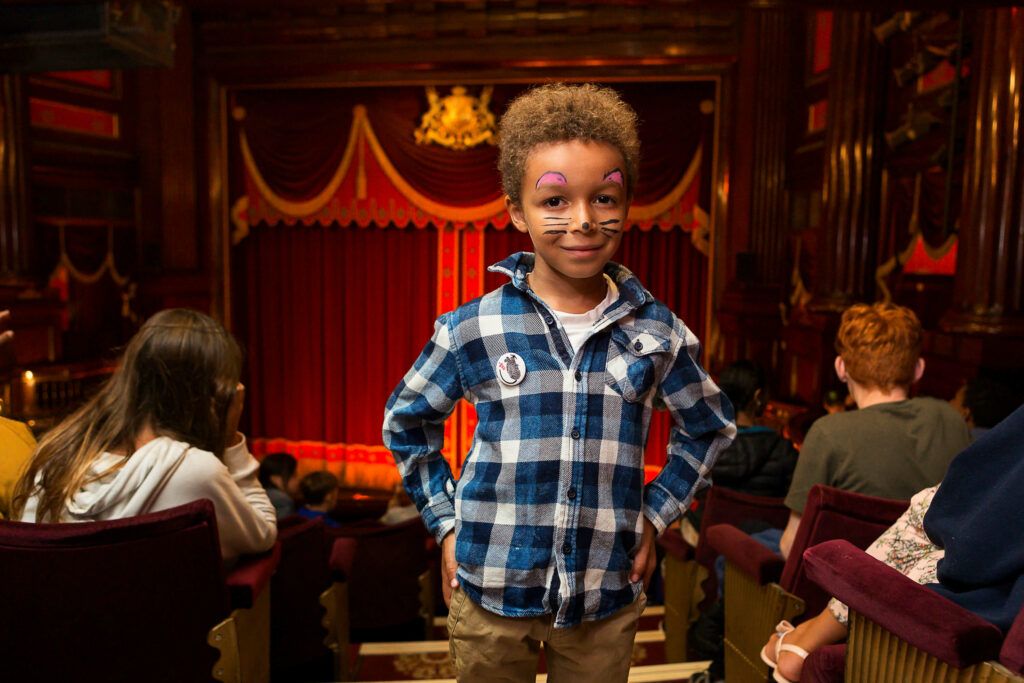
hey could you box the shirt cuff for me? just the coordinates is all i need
[422,490,456,545]
[222,432,255,470]
[433,517,456,546]
[643,482,680,536]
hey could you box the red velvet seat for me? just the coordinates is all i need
[0,499,279,683]
[801,643,846,683]
[706,484,908,683]
[327,518,431,643]
[270,515,334,681]
[657,487,790,662]
[803,539,1024,683]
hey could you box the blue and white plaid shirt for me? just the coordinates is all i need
[383,253,735,627]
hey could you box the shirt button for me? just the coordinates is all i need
[574,370,582,381]
[567,487,577,500]
[571,428,580,439]
[544,315,555,326]
[633,340,643,352]
[562,542,572,554]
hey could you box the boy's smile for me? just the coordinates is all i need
[506,140,629,309]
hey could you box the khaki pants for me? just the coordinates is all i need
[447,588,646,683]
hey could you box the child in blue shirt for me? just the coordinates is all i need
[296,470,341,528]
[383,83,735,682]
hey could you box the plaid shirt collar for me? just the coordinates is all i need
[487,251,652,314]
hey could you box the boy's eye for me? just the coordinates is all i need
[595,195,617,205]
[542,197,566,208]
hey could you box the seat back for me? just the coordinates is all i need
[0,500,229,683]
[999,602,1024,674]
[694,486,790,608]
[329,518,429,634]
[781,485,908,617]
[270,515,332,679]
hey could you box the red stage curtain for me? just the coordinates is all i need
[235,224,437,447]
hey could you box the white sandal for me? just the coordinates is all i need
[759,620,810,683]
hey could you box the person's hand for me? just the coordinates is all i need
[630,517,658,591]
[224,383,245,447]
[441,531,459,607]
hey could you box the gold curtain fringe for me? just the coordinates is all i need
[56,224,130,286]
[240,104,703,228]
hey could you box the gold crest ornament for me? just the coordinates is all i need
[415,86,497,151]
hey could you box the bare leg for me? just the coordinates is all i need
[763,608,848,681]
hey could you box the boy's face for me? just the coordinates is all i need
[506,140,628,283]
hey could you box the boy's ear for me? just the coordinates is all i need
[505,195,529,234]
[834,356,847,383]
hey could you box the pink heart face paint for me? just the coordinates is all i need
[536,171,569,189]
[603,168,624,187]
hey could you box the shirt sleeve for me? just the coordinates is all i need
[644,324,736,535]
[178,435,278,561]
[784,421,835,514]
[382,314,465,544]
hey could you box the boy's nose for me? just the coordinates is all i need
[571,207,594,233]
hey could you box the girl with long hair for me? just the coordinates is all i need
[11,308,276,561]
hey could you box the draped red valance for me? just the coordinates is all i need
[230,82,716,238]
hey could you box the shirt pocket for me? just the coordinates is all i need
[604,326,672,403]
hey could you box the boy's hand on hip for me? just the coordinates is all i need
[441,532,459,607]
[630,517,658,591]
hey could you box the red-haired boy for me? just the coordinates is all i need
[778,303,970,557]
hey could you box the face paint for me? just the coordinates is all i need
[536,171,568,189]
[599,218,621,236]
[603,168,624,187]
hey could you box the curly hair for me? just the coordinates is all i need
[498,83,640,205]
[835,303,922,391]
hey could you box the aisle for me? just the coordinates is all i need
[348,605,710,682]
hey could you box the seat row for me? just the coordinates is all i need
[0,501,435,682]
[658,484,1024,682]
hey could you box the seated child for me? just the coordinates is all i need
[684,360,797,538]
[11,308,277,563]
[297,470,341,528]
[379,483,420,526]
[778,302,970,559]
[258,451,299,519]
[950,369,1024,441]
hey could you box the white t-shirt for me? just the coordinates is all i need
[551,274,619,354]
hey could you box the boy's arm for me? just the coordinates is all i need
[645,325,736,535]
[382,315,465,544]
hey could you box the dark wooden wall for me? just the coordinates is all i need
[717,7,1024,408]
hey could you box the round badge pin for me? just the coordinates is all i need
[496,352,526,386]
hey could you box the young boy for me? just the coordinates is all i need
[296,470,342,528]
[383,84,735,682]
[778,302,970,559]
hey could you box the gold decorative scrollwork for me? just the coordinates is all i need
[415,86,497,151]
